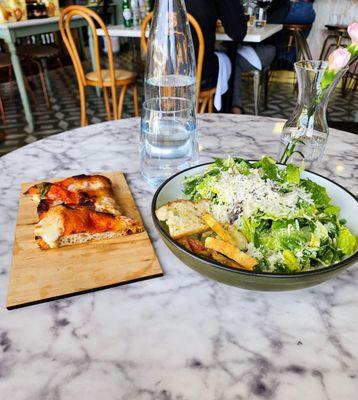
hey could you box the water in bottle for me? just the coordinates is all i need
[144,75,197,105]
[140,98,198,187]
[141,0,199,186]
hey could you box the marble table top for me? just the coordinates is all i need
[0,114,357,400]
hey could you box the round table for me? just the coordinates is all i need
[1,115,357,399]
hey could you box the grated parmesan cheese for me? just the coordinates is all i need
[209,170,312,226]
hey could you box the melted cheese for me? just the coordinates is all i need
[34,213,64,248]
[95,196,121,215]
[67,181,105,191]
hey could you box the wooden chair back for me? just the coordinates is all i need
[141,12,205,102]
[59,5,118,122]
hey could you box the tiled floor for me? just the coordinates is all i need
[0,61,357,157]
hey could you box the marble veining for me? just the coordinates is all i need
[0,114,357,400]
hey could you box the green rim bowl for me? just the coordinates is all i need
[151,163,358,291]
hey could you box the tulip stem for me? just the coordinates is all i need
[279,138,305,165]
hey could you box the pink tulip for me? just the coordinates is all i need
[327,48,351,71]
[348,22,358,45]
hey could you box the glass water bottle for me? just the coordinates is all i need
[144,0,197,106]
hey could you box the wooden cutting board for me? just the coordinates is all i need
[6,172,163,309]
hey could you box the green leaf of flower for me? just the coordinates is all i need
[321,69,336,91]
[348,43,358,58]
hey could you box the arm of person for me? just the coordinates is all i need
[216,0,248,42]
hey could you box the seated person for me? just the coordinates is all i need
[232,0,290,114]
[151,0,248,93]
[185,0,247,92]
[284,0,316,25]
[280,0,316,65]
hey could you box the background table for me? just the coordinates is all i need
[97,23,283,42]
[97,24,282,112]
[0,17,87,133]
[0,114,357,399]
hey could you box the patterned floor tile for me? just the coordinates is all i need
[0,54,357,157]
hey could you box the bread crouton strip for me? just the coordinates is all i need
[202,214,248,250]
[202,213,235,244]
[204,237,257,270]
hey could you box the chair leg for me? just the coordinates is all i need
[199,97,209,114]
[263,68,269,110]
[0,91,6,124]
[40,57,52,93]
[26,58,37,93]
[253,71,261,116]
[8,66,14,102]
[56,57,75,97]
[341,75,348,97]
[353,77,358,91]
[103,87,112,121]
[34,60,50,108]
[132,83,139,117]
[319,35,330,60]
[208,97,213,113]
[79,84,87,127]
[24,78,38,109]
[117,85,127,119]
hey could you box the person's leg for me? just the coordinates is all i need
[232,45,276,111]
[232,55,253,110]
[254,44,276,68]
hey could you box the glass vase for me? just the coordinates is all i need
[278,60,348,169]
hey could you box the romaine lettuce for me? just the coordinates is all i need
[282,250,300,271]
[300,179,330,208]
[337,227,357,255]
[285,164,301,184]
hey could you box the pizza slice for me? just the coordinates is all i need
[34,205,144,249]
[25,174,121,216]
[25,174,144,250]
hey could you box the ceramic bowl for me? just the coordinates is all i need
[152,163,358,291]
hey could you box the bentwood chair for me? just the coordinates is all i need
[141,12,216,113]
[0,52,37,124]
[59,6,139,126]
[17,43,74,109]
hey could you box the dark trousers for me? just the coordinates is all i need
[232,44,276,107]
